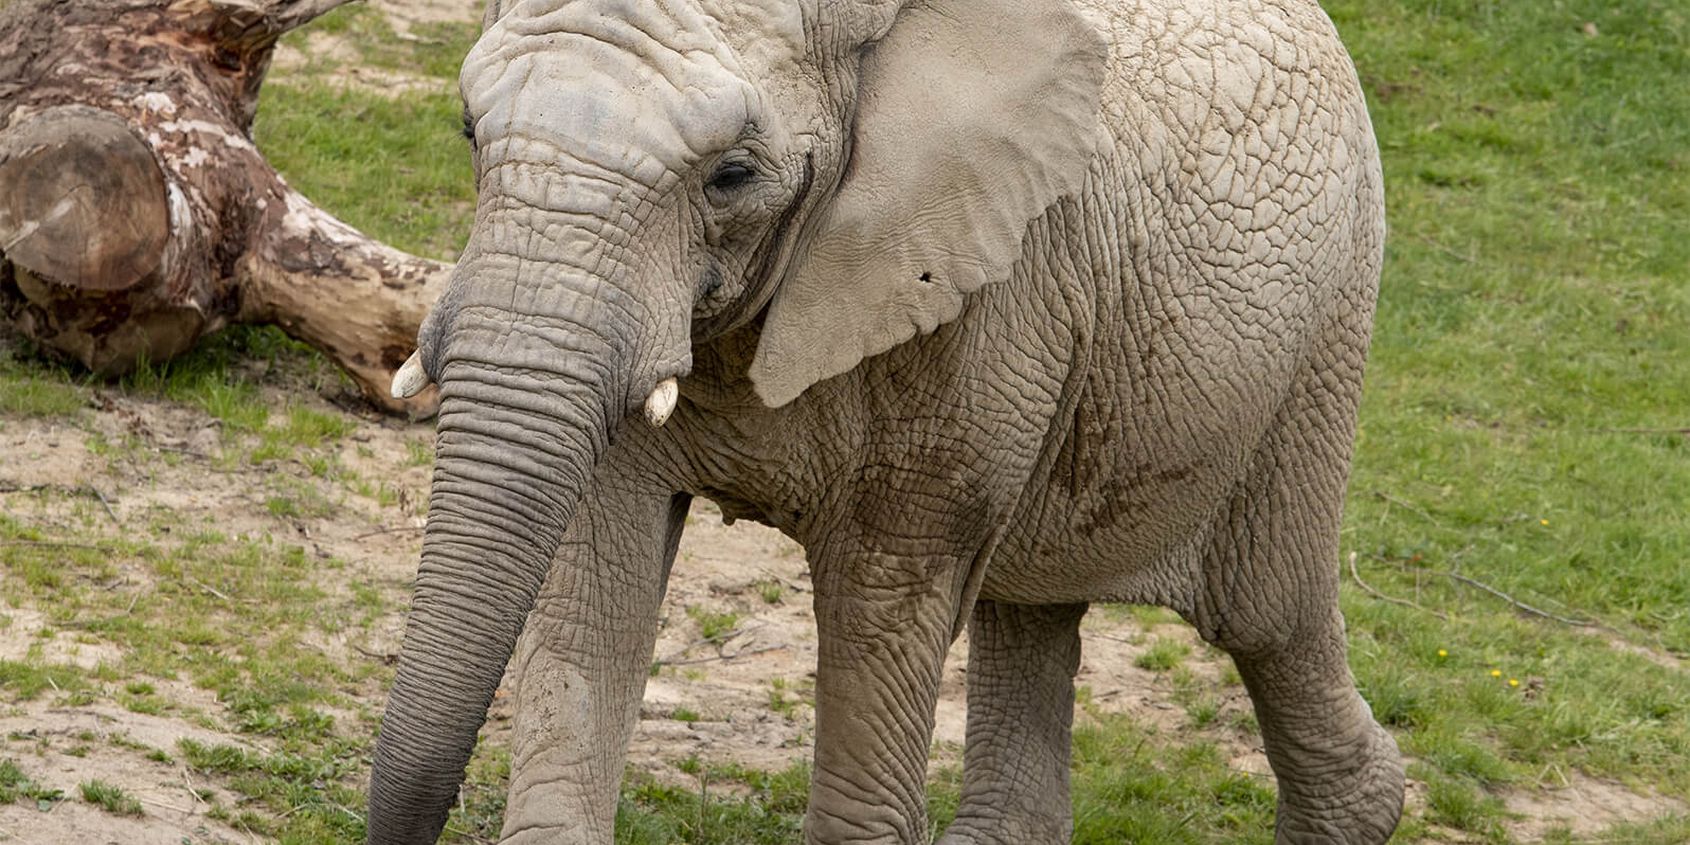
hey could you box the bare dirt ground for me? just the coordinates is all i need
[2,361,1682,844]
[0,371,1269,843]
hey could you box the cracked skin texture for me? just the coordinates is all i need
[367,0,1401,843]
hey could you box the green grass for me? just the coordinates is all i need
[1133,638,1190,673]
[0,352,84,417]
[0,758,62,807]
[686,605,742,645]
[80,779,145,816]
[1323,0,1690,821]
[1,1,1686,842]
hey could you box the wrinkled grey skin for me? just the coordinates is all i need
[366,0,1403,843]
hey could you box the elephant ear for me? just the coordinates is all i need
[747,0,1108,407]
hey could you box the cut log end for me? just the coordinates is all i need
[0,107,170,293]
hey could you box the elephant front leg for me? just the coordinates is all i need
[805,541,984,845]
[937,600,1086,845]
[499,481,690,845]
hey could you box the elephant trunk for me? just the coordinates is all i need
[366,238,689,842]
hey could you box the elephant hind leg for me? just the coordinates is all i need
[1183,397,1403,843]
[937,600,1086,845]
[1226,612,1403,845]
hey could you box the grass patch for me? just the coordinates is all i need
[0,758,62,807]
[179,737,369,840]
[766,677,809,722]
[685,606,741,645]
[79,779,144,816]
[614,761,809,845]
[0,349,84,418]
[255,82,475,261]
[1133,638,1190,673]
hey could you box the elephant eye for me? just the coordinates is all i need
[706,160,758,195]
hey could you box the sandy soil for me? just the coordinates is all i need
[0,365,1274,843]
[2,360,1682,844]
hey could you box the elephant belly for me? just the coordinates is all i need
[982,440,1244,607]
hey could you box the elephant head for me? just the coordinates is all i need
[367,0,1106,839]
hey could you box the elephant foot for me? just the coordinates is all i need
[1273,722,1404,845]
[936,825,1066,845]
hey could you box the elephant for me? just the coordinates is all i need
[366,0,1403,842]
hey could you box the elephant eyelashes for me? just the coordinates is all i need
[705,160,758,195]
[460,110,477,150]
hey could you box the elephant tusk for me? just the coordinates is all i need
[643,377,679,427]
[390,351,431,400]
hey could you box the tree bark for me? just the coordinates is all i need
[0,0,446,415]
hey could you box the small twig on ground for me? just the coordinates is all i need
[1416,235,1477,263]
[141,796,193,814]
[664,622,768,661]
[152,445,210,459]
[1372,490,1434,521]
[1434,570,1597,627]
[182,767,206,806]
[0,540,113,552]
[352,644,398,665]
[1,480,122,523]
[759,568,811,593]
[443,823,495,845]
[1349,552,1449,620]
[85,485,119,524]
[652,644,786,668]
[187,577,233,603]
[353,525,425,540]
[1584,426,1690,435]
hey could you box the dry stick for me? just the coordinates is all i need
[0,540,113,552]
[442,824,494,845]
[0,480,118,521]
[1433,570,1596,627]
[1585,426,1690,435]
[1373,490,1434,522]
[652,645,786,668]
[1348,552,1449,620]
[85,485,119,524]
[352,525,424,540]
[181,767,206,806]
[351,644,397,664]
[1416,235,1477,263]
[140,796,193,814]
[657,622,769,664]
[186,577,233,603]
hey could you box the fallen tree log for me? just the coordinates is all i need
[0,0,447,415]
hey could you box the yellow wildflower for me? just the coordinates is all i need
[1490,669,1502,678]
[1509,678,1520,688]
